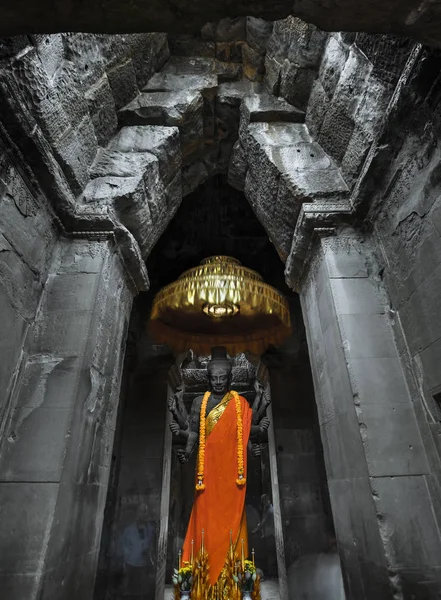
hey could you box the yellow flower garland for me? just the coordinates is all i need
[196,392,210,491]
[232,391,246,486]
[196,390,246,491]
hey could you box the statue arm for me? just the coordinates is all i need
[176,396,202,463]
[169,385,190,437]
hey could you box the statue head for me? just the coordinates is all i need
[207,346,232,395]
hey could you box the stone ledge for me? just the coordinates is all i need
[284,201,353,290]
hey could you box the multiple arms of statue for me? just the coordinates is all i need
[169,384,190,438]
[169,377,270,462]
[176,395,201,463]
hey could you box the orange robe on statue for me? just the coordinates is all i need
[182,392,252,586]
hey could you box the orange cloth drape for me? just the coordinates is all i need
[182,393,252,585]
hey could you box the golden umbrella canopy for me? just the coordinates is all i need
[148,256,291,355]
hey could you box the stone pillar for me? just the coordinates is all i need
[0,237,134,599]
[300,229,441,598]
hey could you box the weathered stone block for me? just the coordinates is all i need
[90,147,156,180]
[338,313,397,359]
[279,60,316,111]
[371,475,441,568]
[76,114,98,168]
[228,141,247,191]
[215,17,246,42]
[215,41,244,63]
[108,125,181,185]
[246,17,273,54]
[30,310,93,356]
[321,413,369,480]
[129,33,170,88]
[355,33,414,86]
[340,125,372,186]
[0,162,56,276]
[319,107,355,165]
[330,278,384,315]
[247,121,312,147]
[305,79,331,139]
[54,60,89,129]
[400,264,441,354]
[239,92,305,139]
[348,356,410,408]
[182,160,209,196]
[322,236,368,278]
[151,32,170,72]
[267,17,326,68]
[0,289,27,411]
[119,90,204,165]
[32,34,64,79]
[0,405,72,481]
[241,42,265,81]
[360,404,430,476]
[63,33,106,91]
[0,233,42,321]
[52,127,90,194]
[283,514,329,555]
[14,356,82,410]
[319,35,350,100]
[168,35,215,57]
[82,173,156,258]
[418,337,441,393]
[0,574,40,598]
[0,483,58,573]
[327,477,386,563]
[162,55,216,75]
[106,58,139,110]
[143,72,218,97]
[86,74,118,146]
[1,47,71,147]
[264,54,282,95]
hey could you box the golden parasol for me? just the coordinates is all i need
[148,256,291,356]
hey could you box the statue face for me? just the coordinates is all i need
[208,364,231,395]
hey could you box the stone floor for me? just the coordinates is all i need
[164,579,280,599]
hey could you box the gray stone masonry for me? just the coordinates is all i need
[301,230,441,599]
[0,237,134,600]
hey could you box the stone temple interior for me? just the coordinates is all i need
[1,5,441,600]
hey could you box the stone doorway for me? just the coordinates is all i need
[93,177,343,600]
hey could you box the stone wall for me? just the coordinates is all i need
[305,32,415,187]
[365,47,441,465]
[0,139,58,443]
[0,33,169,202]
[301,230,441,598]
[0,236,134,599]
[264,17,327,110]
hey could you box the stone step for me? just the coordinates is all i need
[107,125,181,185]
[217,80,266,105]
[142,73,218,99]
[119,91,204,166]
[239,92,305,139]
[162,55,241,82]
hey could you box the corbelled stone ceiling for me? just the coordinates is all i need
[1,0,441,47]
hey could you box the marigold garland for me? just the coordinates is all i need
[232,391,246,486]
[197,390,246,491]
[196,391,210,491]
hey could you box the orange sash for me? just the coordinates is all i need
[182,393,252,585]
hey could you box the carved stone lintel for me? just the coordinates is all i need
[284,200,353,291]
